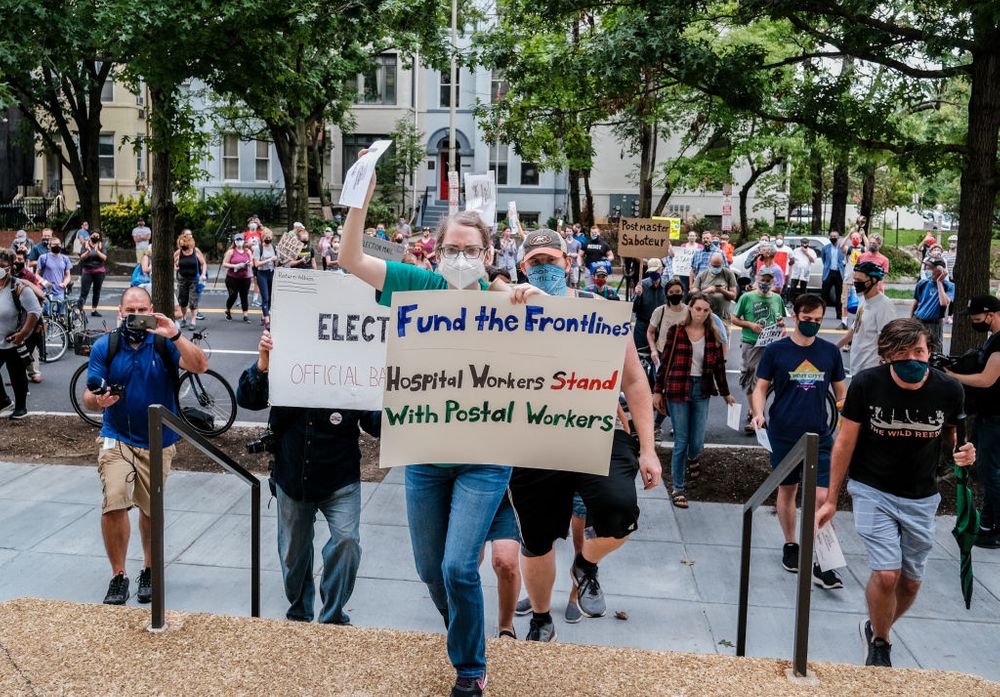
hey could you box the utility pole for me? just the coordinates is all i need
[448,0,458,181]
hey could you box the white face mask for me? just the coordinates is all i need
[438,255,485,289]
[0,267,8,281]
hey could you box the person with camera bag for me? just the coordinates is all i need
[83,287,208,605]
[0,250,41,419]
[236,329,381,624]
[943,295,1000,549]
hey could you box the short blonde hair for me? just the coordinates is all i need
[176,231,195,249]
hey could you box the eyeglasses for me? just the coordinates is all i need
[440,245,484,260]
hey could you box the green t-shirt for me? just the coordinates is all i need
[376,260,488,307]
[733,291,786,344]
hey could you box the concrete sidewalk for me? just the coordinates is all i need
[1,460,998,681]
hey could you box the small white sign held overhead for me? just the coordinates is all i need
[340,140,393,209]
[464,171,497,229]
[363,236,406,262]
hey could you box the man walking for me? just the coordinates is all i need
[693,252,737,334]
[820,230,847,328]
[751,293,847,588]
[818,319,974,667]
[837,261,896,376]
[732,268,786,433]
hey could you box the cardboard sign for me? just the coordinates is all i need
[363,236,405,262]
[268,269,390,410]
[754,323,785,348]
[379,291,633,473]
[276,232,304,261]
[673,247,695,277]
[465,171,497,229]
[618,218,674,258]
[340,139,393,209]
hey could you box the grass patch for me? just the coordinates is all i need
[885,288,915,300]
[882,245,921,279]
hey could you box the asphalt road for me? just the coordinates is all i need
[15,285,946,447]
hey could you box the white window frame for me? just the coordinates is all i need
[439,69,460,108]
[255,140,270,181]
[489,142,508,186]
[135,134,146,179]
[357,53,398,105]
[101,78,114,103]
[490,70,508,104]
[98,133,116,179]
[520,161,540,187]
[222,134,240,181]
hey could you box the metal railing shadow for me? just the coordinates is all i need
[736,432,819,678]
[147,404,260,630]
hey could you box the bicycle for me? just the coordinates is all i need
[68,328,237,437]
[37,284,87,363]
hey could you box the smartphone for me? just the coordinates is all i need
[126,313,157,331]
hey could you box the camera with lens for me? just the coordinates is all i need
[246,428,278,454]
[930,350,980,374]
[929,352,955,370]
[87,376,125,397]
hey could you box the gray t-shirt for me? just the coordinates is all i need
[850,292,896,376]
[565,238,582,268]
[132,225,152,249]
[0,281,42,350]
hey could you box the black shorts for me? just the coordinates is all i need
[508,430,640,556]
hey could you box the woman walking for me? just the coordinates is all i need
[652,292,735,508]
[338,153,539,697]
[174,231,207,330]
[78,229,108,317]
[253,231,277,327]
[223,233,253,323]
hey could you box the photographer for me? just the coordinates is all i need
[0,250,41,419]
[83,287,208,606]
[943,295,1000,549]
[236,329,381,624]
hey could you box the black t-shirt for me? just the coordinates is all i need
[963,333,1000,417]
[582,239,611,267]
[842,365,964,499]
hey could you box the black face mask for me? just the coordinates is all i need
[972,320,991,333]
[50,246,62,254]
[14,262,25,273]
[667,294,683,306]
[121,324,147,345]
[854,279,873,295]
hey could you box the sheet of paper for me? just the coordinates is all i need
[755,427,772,452]
[465,171,497,229]
[815,523,847,571]
[339,139,393,209]
[754,322,785,348]
[727,402,743,431]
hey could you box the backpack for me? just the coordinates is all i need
[105,329,179,390]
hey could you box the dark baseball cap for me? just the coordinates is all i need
[853,261,885,280]
[961,294,1000,315]
[923,255,947,269]
[522,228,566,262]
[593,267,609,277]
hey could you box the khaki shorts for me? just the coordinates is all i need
[97,437,175,516]
[135,248,149,264]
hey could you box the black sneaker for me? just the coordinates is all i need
[225,311,233,321]
[514,596,532,616]
[103,572,130,605]
[868,638,892,667]
[859,619,874,663]
[812,563,844,590]
[0,397,12,415]
[570,562,606,618]
[974,529,1000,549]
[136,567,152,604]
[525,615,557,642]
[451,674,487,697]
[9,407,28,420]
[782,542,799,573]
[90,310,101,317]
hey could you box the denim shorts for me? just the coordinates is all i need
[769,434,832,488]
[848,479,940,581]
[572,492,587,518]
[485,491,520,542]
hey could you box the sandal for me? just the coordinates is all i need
[498,629,517,639]
[688,459,701,479]
[671,493,689,509]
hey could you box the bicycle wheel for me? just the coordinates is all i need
[40,320,69,363]
[175,369,237,437]
[70,362,102,427]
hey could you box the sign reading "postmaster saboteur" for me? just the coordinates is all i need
[617,217,679,258]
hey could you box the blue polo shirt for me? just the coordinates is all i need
[87,331,181,449]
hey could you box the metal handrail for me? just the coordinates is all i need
[147,404,260,630]
[736,431,819,678]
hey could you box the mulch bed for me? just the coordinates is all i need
[2,415,966,515]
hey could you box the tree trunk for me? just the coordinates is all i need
[810,154,824,235]
[653,184,673,216]
[271,119,310,230]
[859,164,876,224]
[952,45,1000,355]
[829,156,849,234]
[568,169,581,223]
[148,86,177,316]
[582,169,594,228]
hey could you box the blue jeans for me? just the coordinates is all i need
[257,268,274,318]
[276,481,361,624]
[404,464,511,678]
[973,415,1000,530]
[667,378,710,493]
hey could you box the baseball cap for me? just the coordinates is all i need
[521,228,566,262]
[593,267,608,277]
[233,234,245,243]
[647,258,663,272]
[293,221,305,229]
[961,295,1000,315]
[948,234,958,242]
[923,255,947,269]
[853,261,885,280]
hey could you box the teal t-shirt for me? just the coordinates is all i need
[375,260,488,307]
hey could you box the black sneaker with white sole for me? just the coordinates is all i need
[514,596,532,616]
[859,618,874,663]
[868,638,892,667]
[451,673,487,697]
[136,567,153,604]
[103,572,130,605]
[812,563,844,590]
[525,615,557,642]
[781,542,799,572]
[9,407,27,420]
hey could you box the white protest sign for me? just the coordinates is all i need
[276,232,304,262]
[380,291,633,473]
[727,402,743,431]
[448,171,459,215]
[754,323,785,348]
[815,524,847,571]
[339,139,393,209]
[268,269,390,409]
[673,247,695,277]
[507,201,521,236]
[465,171,497,229]
[363,236,405,262]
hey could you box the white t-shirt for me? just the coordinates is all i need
[850,292,896,376]
[690,337,705,377]
[789,247,814,281]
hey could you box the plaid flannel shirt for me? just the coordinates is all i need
[652,324,730,401]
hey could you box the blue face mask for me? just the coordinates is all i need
[891,359,929,384]
[709,266,722,275]
[526,263,568,296]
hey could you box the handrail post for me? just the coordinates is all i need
[792,432,819,677]
[251,480,260,618]
[148,405,166,630]
[735,507,753,656]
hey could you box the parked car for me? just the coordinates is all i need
[731,235,831,292]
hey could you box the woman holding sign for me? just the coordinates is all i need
[339,153,541,697]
